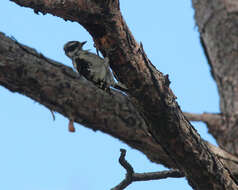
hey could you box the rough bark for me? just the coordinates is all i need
[0,32,172,167]
[2,0,238,189]
[2,31,238,180]
[192,0,238,156]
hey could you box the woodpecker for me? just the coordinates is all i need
[64,41,127,92]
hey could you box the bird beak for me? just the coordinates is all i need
[81,41,87,46]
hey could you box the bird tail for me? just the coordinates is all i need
[113,81,128,92]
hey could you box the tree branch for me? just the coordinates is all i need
[5,0,238,188]
[184,112,221,122]
[192,0,238,156]
[1,32,238,179]
[111,149,184,190]
[0,31,173,168]
[184,112,224,132]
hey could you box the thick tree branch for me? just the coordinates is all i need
[1,29,238,187]
[1,32,238,179]
[6,0,238,189]
[0,31,174,168]
[2,31,238,181]
[111,149,184,190]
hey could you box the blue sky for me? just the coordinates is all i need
[0,1,219,190]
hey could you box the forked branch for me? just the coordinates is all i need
[111,149,184,190]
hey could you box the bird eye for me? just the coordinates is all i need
[65,43,79,52]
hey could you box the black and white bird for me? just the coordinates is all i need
[64,41,127,92]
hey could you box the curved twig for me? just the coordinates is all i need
[111,149,184,190]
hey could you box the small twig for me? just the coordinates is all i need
[133,170,184,181]
[183,112,226,133]
[50,109,56,121]
[111,149,184,190]
[183,112,221,123]
[115,149,134,189]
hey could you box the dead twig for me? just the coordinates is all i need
[111,149,184,190]
[50,109,56,121]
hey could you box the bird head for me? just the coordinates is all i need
[63,41,87,58]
